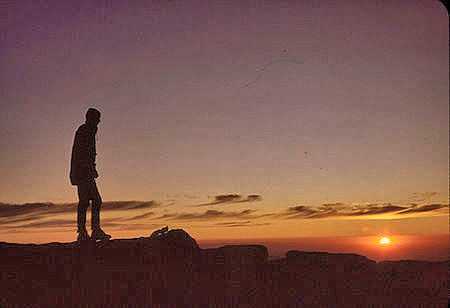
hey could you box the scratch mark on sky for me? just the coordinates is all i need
[242,57,304,88]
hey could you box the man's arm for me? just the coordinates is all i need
[74,126,98,179]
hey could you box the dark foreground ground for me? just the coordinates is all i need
[0,229,447,306]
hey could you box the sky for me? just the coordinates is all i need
[0,0,448,259]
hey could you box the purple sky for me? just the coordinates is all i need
[0,1,448,241]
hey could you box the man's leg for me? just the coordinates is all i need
[90,180,111,239]
[90,180,102,230]
[77,200,89,232]
[77,182,91,233]
[91,199,101,230]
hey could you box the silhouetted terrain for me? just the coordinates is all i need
[0,229,447,306]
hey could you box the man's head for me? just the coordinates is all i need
[85,108,101,126]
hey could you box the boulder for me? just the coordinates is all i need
[147,228,199,259]
[151,228,199,250]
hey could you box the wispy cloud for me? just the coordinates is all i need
[195,193,262,207]
[1,216,125,229]
[320,202,345,207]
[0,201,162,230]
[410,192,439,202]
[214,221,271,227]
[397,203,447,215]
[116,223,163,231]
[123,211,154,221]
[101,201,159,211]
[2,219,75,229]
[166,193,199,200]
[156,209,257,221]
[0,201,160,220]
[347,204,407,216]
[0,202,67,218]
[239,195,263,202]
[275,202,447,220]
[0,199,446,233]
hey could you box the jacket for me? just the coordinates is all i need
[70,123,98,185]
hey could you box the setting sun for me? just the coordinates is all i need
[380,237,390,245]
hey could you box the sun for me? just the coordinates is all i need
[380,237,390,245]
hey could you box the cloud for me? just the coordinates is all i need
[411,192,439,201]
[155,209,257,221]
[320,202,345,207]
[281,205,338,219]
[155,213,178,219]
[101,201,159,211]
[115,223,163,231]
[397,203,447,215]
[216,221,252,225]
[0,202,64,218]
[123,211,154,221]
[196,194,262,207]
[0,199,446,232]
[214,194,241,203]
[288,206,316,214]
[237,194,263,203]
[0,217,122,230]
[277,202,445,220]
[2,219,75,229]
[214,221,271,227]
[166,193,199,200]
[346,204,407,216]
[2,213,47,225]
[0,201,160,226]
[0,201,160,228]
[128,201,158,210]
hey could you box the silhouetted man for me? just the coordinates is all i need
[70,108,111,241]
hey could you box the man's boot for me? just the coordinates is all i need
[91,227,111,241]
[91,200,111,240]
[77,202,90,242]
[77,228,91,242]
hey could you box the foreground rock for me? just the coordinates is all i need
[0,229,447,306]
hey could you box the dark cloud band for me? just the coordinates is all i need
[196,193,262,207]
[278,203,447,219]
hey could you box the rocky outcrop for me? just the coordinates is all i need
[285,249,376,272]
[0,229,447,306]
[201,244,268,265]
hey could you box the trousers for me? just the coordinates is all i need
[76,179,102,232]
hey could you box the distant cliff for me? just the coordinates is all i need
[0,229,447,306]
